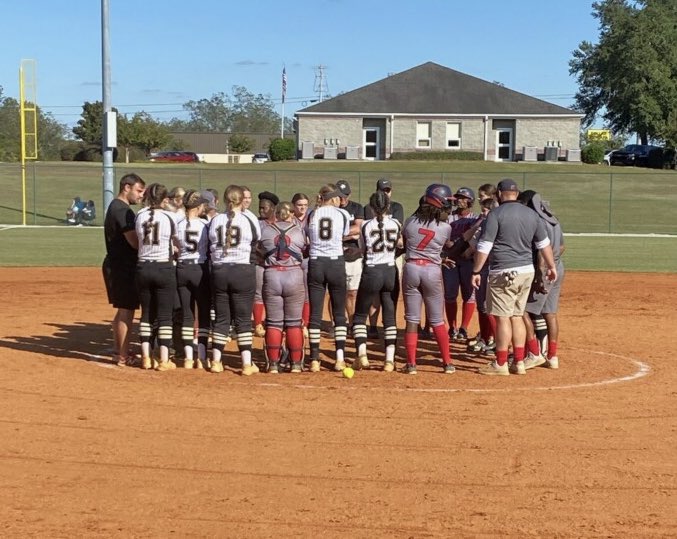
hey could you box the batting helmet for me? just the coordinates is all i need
[424,184,453,209]
[454,187,475,203]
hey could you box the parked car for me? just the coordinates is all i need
[609,144,661,167]
[148,151,199,163]
[252,152,270,164]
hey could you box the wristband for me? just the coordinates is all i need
[472,271,481,276]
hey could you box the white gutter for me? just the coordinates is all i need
[295,112,584,118]
[390,114,395,158]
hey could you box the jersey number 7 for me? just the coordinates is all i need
[416,228,435,250]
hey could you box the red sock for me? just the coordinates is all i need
[253,302,265,326]
[432,324,452,365]
[487,314,497,339]
[286,326,304,362]
[548,341,558,359]
[264,327,283,361]
[527,338,540,356]
[445,300,458,330]
[460,301,475,330]
[496,349,509,366]
[478,312,489,341]
[404,332,418,365]
[513,346,525,363]
[302,302,310,326]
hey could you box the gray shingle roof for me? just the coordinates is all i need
[297,62,578,116]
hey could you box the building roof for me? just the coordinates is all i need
[297,62,579,116]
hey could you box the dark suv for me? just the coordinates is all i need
[609,144,661,167]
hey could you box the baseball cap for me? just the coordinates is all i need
[258,190,280,206]
[497,178,519,192]
[201,190,217,210]
[335,180,351,197]
[376,178,392,191]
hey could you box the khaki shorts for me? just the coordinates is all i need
[345,258,363,291]
[486,270,534,317]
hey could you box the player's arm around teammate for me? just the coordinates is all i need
[352,191,401,372]
[260,202,307,373]
[401,184,456,375]
[208,185,261,376]
[135,183,180,371]
[305,184,351,372]
[175,190,211,370]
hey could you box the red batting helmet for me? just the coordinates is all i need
[424,184,453,210]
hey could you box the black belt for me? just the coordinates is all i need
[310,255,344,261]
[138,259,171,264]
[178,259,204,265]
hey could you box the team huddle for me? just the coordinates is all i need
[103,173,564,377]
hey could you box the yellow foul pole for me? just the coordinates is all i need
[19,59,38,226]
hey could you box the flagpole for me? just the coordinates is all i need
[281,66,286,139]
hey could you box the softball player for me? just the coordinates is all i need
[176,190,211,369]
[135,183,180,371]
[292,192,311,331]
[352,190,402,372]
[305,184,351,372]
[401,184,455,374]
[443,187,479,343]
[208,185,262,376]
[260,201,307,373]
[518,190,565,370]
[253,191,279,337]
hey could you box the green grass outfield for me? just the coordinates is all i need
[0,226,675,272]
[2,160,677,234]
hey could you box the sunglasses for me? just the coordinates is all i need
[382,188,392,193]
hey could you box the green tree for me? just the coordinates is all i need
[72,101,118,145]
[118,112,174,160]
[569,0,677,145]
[170,86,283,134]
[0,85,67,161]
[227,133,254,153]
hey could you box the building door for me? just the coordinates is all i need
[363,128,379,160]
[495,128,513,161]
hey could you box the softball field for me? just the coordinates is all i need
[0,268,675,537]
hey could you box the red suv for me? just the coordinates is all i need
[149,151,199,163]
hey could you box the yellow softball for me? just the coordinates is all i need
[343,367,355,379]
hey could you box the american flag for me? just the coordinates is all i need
[282,67,287,104]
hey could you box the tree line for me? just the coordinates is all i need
[0,85,290,162]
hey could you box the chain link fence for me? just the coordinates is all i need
[2,162,676,234]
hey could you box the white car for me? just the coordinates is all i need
[603,149,616,165]
[252,152,270,164]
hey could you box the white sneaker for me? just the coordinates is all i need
[210,360,224,373]
[524,352,547,370]
[353,355,369,370]
[383,361,395,373]
[508,360,526,375]
[310,360,321,372]
[479,360,509,376]
[546,356,559,369]
[334,359,347,372]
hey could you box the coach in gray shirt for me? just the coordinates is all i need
[471,178,557,376]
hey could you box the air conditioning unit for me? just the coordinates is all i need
[323,146,338,160]
[544,146,559,162]
[566,149,582,162]
[346,145,360,160]
[522,146,538,162]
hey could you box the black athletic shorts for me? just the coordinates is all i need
[102,256,139,310]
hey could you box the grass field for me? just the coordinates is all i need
[2,160,677,234]
[0,226,675,272]
[1,160,675,272]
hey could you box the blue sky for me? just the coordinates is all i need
[1,0,601,128]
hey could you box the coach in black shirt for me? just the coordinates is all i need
[363,178,404,223]
[335,180,363,325]
[102,173,146,366]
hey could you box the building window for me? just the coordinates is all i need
[416,122,431,148]
[447,122,461,149]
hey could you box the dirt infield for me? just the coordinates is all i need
[0,268,675,537]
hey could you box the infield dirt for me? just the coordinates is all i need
[0,268,675,537]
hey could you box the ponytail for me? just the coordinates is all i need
[222,185,244,254]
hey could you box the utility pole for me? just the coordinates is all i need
[101,0,116,213]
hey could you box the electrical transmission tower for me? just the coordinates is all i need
[313,65,329,102]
